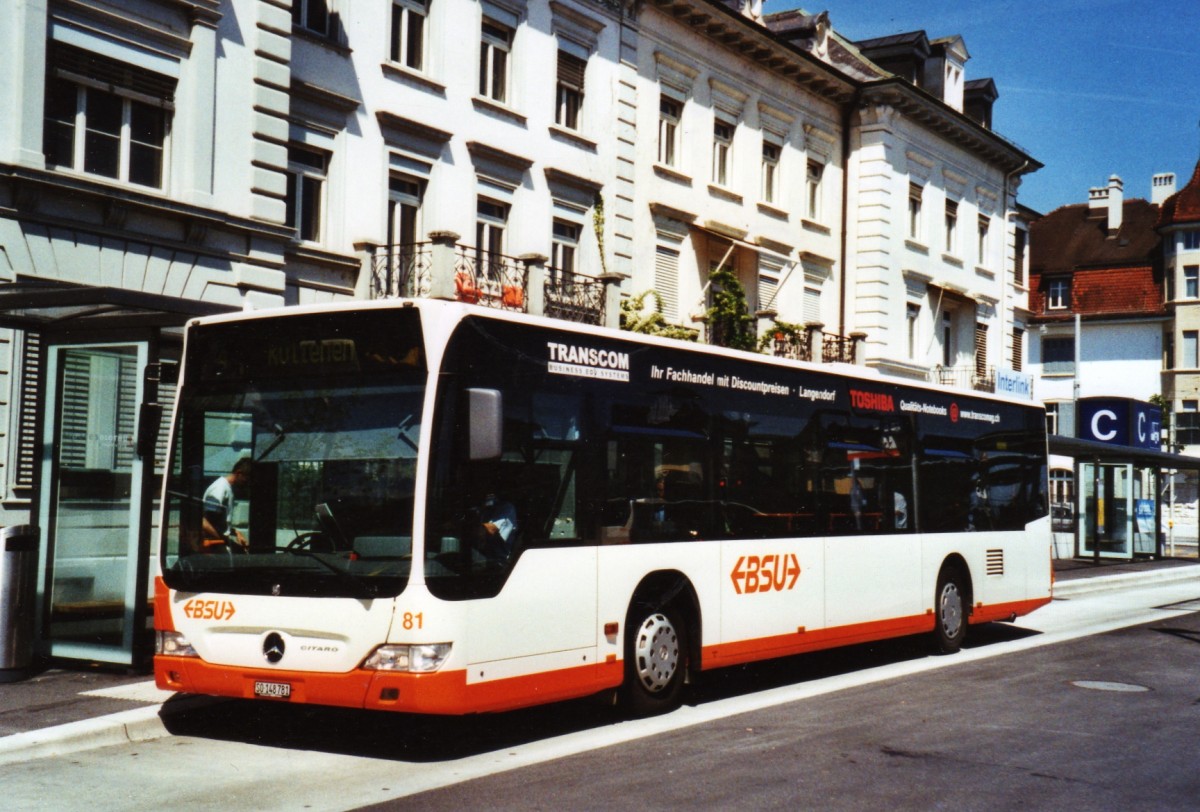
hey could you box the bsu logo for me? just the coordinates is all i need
[730,554,801,594]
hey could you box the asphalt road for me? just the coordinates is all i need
[5,580,1200,811]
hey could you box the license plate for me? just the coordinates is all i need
[254,680,292,699]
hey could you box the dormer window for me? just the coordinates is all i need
[1047,277,1071,310]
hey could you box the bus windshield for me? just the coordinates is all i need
[160,310,425,598]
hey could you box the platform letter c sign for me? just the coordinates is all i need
[1091,409,1118,442]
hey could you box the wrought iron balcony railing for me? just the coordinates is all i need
[932,365,996,393]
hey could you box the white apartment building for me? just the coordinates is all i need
[0,0,1038,667]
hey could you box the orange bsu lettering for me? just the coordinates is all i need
[730,554,801,594]
[182,598,237,621]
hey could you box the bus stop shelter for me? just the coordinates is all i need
[0,280,236,669]
[1049,435,1200,562]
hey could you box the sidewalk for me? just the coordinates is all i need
[1,555,1198,764]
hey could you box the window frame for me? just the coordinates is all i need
[555,49,586,131]
[293,0,333,37]
[1186,265,1199,299]
[712,117,734,187]
[908,182,923,241]
[1042,336,1075,375]
[479,18,513,104]
[944,198,958,254]
[806,159,824,221]
[285,143,330,244]
[43,67,172,190]
[658,95,682,168]
[1046,277,1071,310]
[761,139,780,204]
[390,0,428,71]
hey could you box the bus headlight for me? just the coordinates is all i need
[156,631,198,658]
[362,643,451,672]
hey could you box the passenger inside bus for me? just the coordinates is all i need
[473,493,518,561]
[201,457,252,551]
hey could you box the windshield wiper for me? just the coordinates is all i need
[280,547,380,598]
[256,423,287,462]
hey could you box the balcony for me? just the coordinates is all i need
[932,365,996,393]
[365,233,612,327]
[769,324,865,365]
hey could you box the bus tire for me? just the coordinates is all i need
[934,566,968,654]
[622,598,687,716]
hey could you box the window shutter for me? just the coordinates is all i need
[557,50,586,90]
[803,286,821,323]
[50,42,176,106]
[14,332,41,491]
[974,322,988,378]
[654,245,680,321]
[1012,327,1024,372]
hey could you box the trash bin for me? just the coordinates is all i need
[0,525,38,682]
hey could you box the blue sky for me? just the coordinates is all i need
[766,1,1200,214]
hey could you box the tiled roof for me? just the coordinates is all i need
[1157,157,1200,228]
[1031,199,1161,273]
[1028,198,1164,320]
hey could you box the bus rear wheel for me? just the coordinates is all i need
[934,568,968,654]
[622,599,687,716]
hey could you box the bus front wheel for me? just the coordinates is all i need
[622,599,687,716]
[934,567,968,654]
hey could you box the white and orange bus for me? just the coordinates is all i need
[154,299,1051,716]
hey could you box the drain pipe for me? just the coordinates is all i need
[838,88,862,341]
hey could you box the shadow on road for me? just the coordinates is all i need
[159,621,1041,763]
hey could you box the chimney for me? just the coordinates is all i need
[1152,172,1177,205]
[1106,174,1123,235]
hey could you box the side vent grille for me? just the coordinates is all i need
[986,549,1005,577]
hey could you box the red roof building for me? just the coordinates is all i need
[1156,157,1200,451]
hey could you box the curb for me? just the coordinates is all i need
[1052,565,1200,598]
[0,694,221,766]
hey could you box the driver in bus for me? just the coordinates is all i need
[201,458,252,551]
[474,493,517,561]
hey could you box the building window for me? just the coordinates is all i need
[761,140,780,204]
[476,197,508,276]
[43,45,174,189]
[551,218,580,283]
[942,311,954,367]
[479,19,512,104]
[1014,228,1026,286]
[974,322,988,379]
[806,160,823,220]
[293,0,332,36]
[712,119,733,186]
[1045,403,1060,436]
[1047,277,1071,310]
[1012,326,1024,372]
[1187,265,1199,299]
[944,199,958,253]
[1042,336,1075,375]
[556,50,586,131]
[390,0,428,71]
[757,258,783,312]
[908,182,923,241]
[1184,231,1200,251]
[654,243,681,320]
[977,214,990,265]
[658,95,682,167]
[1182,329,1198,368]
[1178,401,1200,446]
[907,303,920,360]
[285,144,328,243]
